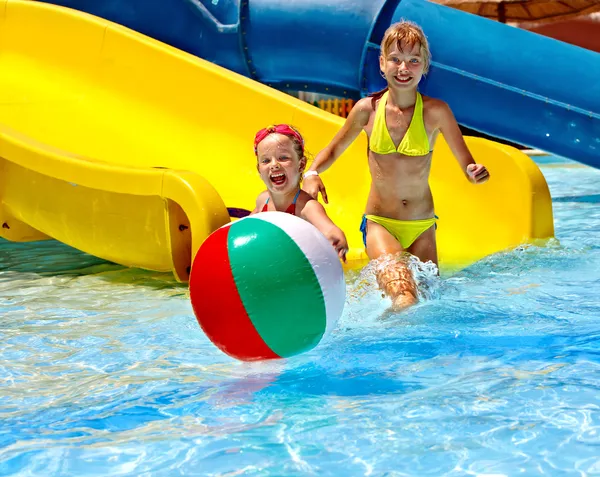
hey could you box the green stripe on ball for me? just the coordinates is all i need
[228,217,327,357]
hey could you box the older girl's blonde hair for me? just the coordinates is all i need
[380,21,431,74]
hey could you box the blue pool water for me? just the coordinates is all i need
[1,157,599,476]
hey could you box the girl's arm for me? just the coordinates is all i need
[435,101,490,184]
[303,98,372,203]
[301,200,348,262]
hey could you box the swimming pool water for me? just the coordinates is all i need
[1,158,599,476]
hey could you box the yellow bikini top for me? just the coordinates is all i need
[369,91,431,156]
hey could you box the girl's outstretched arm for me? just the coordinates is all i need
[303,98,372,203]
[435,100,490,184]
[301,200,348,262]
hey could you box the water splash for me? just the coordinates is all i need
[345,253,441,317]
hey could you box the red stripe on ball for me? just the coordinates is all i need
[189,225,280,361]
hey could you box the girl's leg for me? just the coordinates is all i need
[407,225,438,271]
[365,220,418,310]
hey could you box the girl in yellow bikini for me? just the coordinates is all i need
[303,21,489,310]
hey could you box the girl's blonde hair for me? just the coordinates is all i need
[380,21,431,74]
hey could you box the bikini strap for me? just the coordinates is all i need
[261,196,270,212]
[292,189,301,204]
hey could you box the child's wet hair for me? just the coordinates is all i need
[369,21,431,107]
[380,21,431,73]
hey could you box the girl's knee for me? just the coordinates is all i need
[376,262,416,297]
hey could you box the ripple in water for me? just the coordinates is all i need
[0,159,599,476]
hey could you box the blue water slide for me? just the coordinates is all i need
[44,0,600,166]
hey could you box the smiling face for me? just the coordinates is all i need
[380,41,425,90]
[256,133,306,195]
[378,22,431,91]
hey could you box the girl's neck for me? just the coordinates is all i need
[270,187,300,211]
[387,87,417,109]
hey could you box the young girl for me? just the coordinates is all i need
[251,124,348,262]
[303,22,489,310]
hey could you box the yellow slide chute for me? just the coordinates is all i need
[0,0,553,280]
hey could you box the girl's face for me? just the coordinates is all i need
[380,41,425,90]
[256,134,306,195]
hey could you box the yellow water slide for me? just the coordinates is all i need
[0,0,554,280]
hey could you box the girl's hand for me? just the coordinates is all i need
[327,228,348,263]
[302,175,329,204]
[467,163,490,184]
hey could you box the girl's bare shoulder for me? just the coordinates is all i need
[422,94,448,111]
[422,95,453,122]
[355,96,375,112]
[296,189,318,209]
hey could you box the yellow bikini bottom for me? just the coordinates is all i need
[360,214,437,249]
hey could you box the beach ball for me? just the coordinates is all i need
[189,212,345,361]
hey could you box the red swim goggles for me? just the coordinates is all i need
[254,124,305,156]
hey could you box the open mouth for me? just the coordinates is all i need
[394,75,412,84]
[270,172,287,186]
